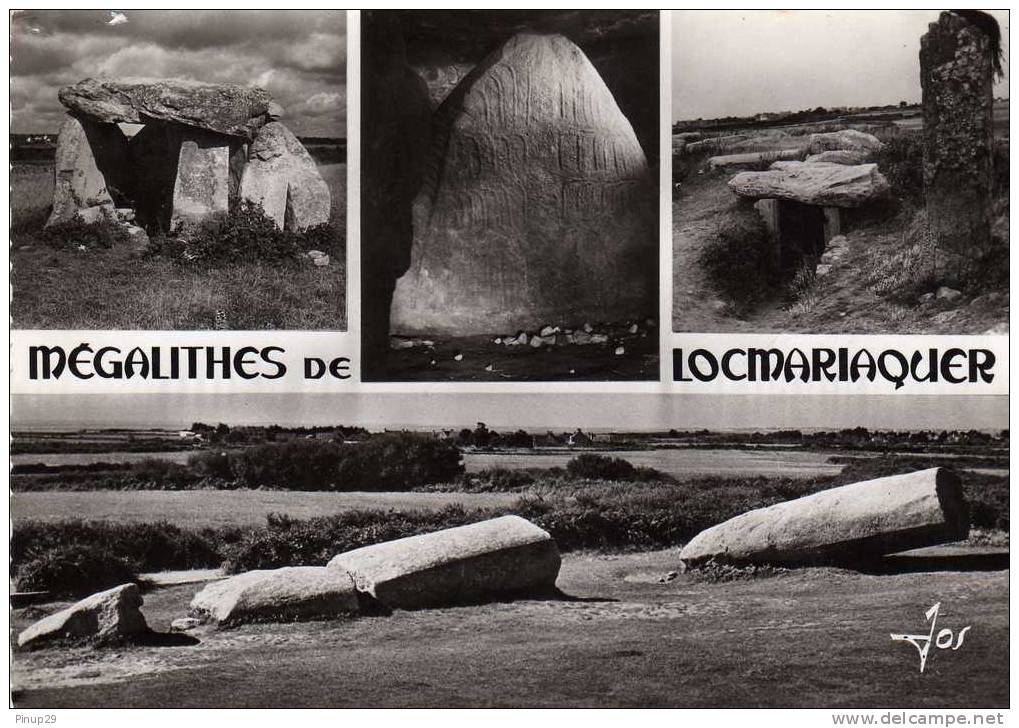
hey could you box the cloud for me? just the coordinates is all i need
[11,9,346,136]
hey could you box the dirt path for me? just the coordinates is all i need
[12,548,1008,708]
[672,172,756,332]
[672,171,1009,334]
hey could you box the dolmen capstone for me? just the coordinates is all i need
[729,161,890,207]
[391,33,656,335]
[47,77,329,235]
[189,566,360,625]
[679,468,969,567]
[17,583,149,649]
[328,515,561,609]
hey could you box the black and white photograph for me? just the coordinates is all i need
[10,9,347,330]
[9,392,1008,708]
[361,10,660,381]
[6,6,1011,720]
[671,10,1009,334]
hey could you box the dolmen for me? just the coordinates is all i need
[47,77,329,235]
[680,468,969,567]
[728,161,889,208]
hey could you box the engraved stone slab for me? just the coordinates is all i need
[391,33,656,335]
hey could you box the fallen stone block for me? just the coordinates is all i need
[805,150,873,165]
[328,515,561,609]
[18,583,149,649]
[679,468,969,567]
[728,161,890,207]
[189,566,360,625]
[708,148,802,170]
[806,129,883,154]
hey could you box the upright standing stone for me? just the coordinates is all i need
[46,114,127,226]
[239,121,331,231]
[920,11,996,281]
[171,131,230,230]
[391,32,656,335]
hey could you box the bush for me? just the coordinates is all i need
[152,201,341,265]
[567,454,637,481]
[699,205,779,314]
[874,133,923,205]
[11,519,230,595]
[334,433,465,490]
[41,215,131,251]
[223,506,479,572]
[14,544,137,597]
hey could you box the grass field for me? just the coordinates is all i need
[10,490,520,528]
[11,549,1009,708]
[10,162,347,330]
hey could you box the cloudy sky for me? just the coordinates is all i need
[10,9,346,136]
[10,393,1008,433]
[673,10,1009,120]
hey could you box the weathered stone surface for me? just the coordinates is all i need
[170,132,230,230]
[189,567,359,625]
[391,33,656,335]
[920,11,996,278]
[240,121,331,231]
[46,114,128,226]
[806,129,883,154]
[708,148,802,170]
[805,150,873,165]
[59,78,276,139]
[685,134,747,154]
[729,162,890,207]
[74,203,115,224]
[328,515,561,609]
[18,584,149,649]
[679,468,969,567]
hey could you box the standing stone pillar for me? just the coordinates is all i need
[46,114,126,226]
[919,11,996,282]
[170,131,230,231]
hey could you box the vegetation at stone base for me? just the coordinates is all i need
[873,132,924,206]
[698,204,782,315]
[10,161,347,330]
[148,201,343,266]
[11,521,240,597]
[12,455,1007,594]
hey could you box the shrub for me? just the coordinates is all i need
[229,440,345,491]
[14,544,137,597]
[223,506,479,572]
[11,519,229,590]
[699,205,779,314]
[334,433,465,490]
[874,133,924,205]
[152,202,342,265]
[40,214,130,251]
[567,454,637,481]
[129,458,199,489]
[868,209,940,301]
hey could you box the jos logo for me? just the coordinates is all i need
[890,602,971,673]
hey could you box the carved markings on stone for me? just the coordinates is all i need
[392,32,654,334]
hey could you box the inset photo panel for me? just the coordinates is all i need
[671,10,1008,334]
[10,9,347,330]
[361,10,660,382]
